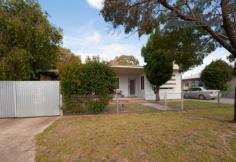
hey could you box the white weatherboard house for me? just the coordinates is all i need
[111,65,181,100]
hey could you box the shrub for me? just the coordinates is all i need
[59,57,116,114]
[201,60,233,91]
[62,95,109,114]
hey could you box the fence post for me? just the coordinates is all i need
[164,92,167,110]
[181,91,184,111]
[116,94,119,113]
[234,86,236,122]
[217,91,220,105]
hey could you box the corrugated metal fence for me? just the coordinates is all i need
[0,81,60,118]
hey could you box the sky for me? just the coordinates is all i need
[38,0,232,78]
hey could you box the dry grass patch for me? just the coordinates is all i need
[36,103,236,162]
[104,103,158,114]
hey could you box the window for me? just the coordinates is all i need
[141,76,144,90]
[115,78,119,89]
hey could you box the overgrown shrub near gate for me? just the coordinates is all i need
[63,95,110,114]
[59,57,116,114]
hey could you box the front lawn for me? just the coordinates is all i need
[104,102,158,113]
[36,101,236,162]
[167,99,232,110]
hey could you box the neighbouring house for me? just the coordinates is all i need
[111,65,181,100]
[38,69,59,80]
[182,74,204,90]
[183,73,235,98]
[39,65,182,100]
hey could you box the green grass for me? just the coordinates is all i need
[167,99,232,110]
[36,101,236,162]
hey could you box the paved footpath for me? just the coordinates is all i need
[0,117,57,162]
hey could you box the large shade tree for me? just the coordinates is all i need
[0,0,62,80]
[163,27,215,72]
[100,0,236,121]
[101,0,236,57]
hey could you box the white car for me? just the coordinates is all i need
[184,87,220,100]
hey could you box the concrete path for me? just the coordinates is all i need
[142,103,173,111]
[0,117,57,162]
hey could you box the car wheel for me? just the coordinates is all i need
[199,95,205,100]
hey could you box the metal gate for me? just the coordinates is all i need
[0,81,60,118]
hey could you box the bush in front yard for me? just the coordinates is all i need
[201,60,233,91]
[62,95,109,114]
[59,57,116,114]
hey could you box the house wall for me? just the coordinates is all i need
[118,75,137,97]
[144,75,155,100]
[115,68,181,100]
[144,71,182,100]
[183,79,204,90]
[117,74,145,98]
[118,75,129,97]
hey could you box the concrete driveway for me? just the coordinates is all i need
[0,117,57,162]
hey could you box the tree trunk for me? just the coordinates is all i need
[155,86,160,101]
[234,85,236,122]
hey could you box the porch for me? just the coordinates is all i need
[111,65,145,98]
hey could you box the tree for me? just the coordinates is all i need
[101,0,236,121]
[101,0,236,58]
[57,47,81,69]
[0,0,62,80]
[0,48,31,80]
[142,26,214,100]
[162,27,215,72]
[142,29,174,101]
[109,55,139,65]
[201,60,233,91]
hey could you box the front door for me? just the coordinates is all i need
[129,79,135,96]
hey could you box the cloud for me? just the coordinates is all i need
[99,43,134,54]
[63,24,230,72]
[62,26,144,63]
[86,0,104,10]
[63,30,101,53]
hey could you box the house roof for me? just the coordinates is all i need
[111,64,179,70]
[111,65,144,75]
[38,64,180,76]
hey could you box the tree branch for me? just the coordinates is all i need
[221,0,236,49]
[158,0,236,55]
[129,0,151,9]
